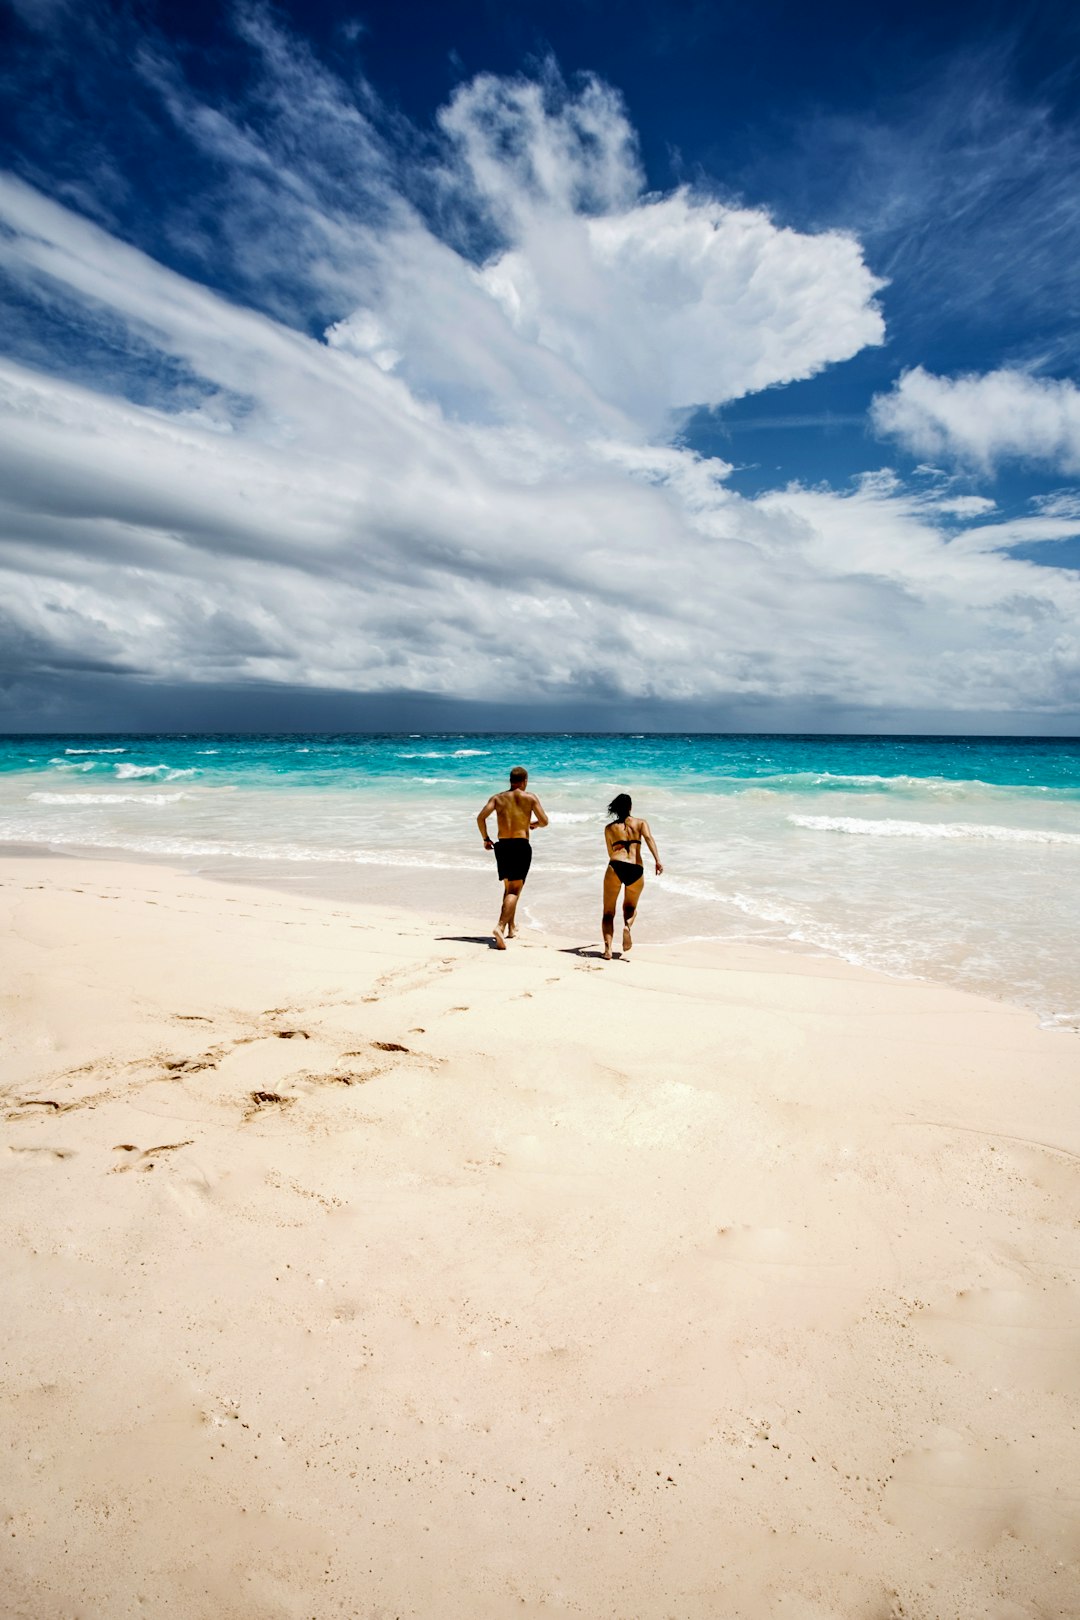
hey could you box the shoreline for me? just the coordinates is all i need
[1,838,1069,1033]
[3,855,1079,1617]
[5,728,1079,1032]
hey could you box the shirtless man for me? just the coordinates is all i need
[476,766,549,950]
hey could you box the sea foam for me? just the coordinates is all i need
[789,814,1080,846]
[29,792,187,806]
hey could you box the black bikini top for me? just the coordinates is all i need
[610,821,638,851]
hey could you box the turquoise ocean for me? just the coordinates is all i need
[2,733,1078,1028]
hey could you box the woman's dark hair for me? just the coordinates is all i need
[607,792,632,822]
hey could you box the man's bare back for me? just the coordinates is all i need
[485,787,542,841]
[476,767,548,949]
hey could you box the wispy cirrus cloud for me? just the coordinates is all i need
[761,45,1080,368]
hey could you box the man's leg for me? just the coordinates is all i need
[621,876,645,954]
[494,878,524,948]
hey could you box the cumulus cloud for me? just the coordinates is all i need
[316,73,887,438]
[873,367,1080,475]
[0,17,1077,721]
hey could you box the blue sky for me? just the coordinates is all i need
[1,0,1079,731]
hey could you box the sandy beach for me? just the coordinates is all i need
[2,854,1078,1619]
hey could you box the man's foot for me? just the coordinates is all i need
[622,925,633,953]
[493,925,507,950]
[506,923,517,938]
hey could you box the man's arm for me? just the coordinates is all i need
[477,796,498,849]
[529,794,549,830]
[641,819,663,874]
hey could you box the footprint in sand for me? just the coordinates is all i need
[154,1020,309,1082]
[243,1091,294,1121]
[161,1053,222,1075]
[7,1065,141,1118]
[8,1144,75,1160]
[300,1070,376,1089]
[6,1098,73,1119]
[111,1140,194,1173]
[363,961,453,1003]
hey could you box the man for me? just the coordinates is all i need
[476,765,549,950]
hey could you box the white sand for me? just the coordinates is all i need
[2,855,1079,1619]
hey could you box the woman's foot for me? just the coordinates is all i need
[493,925,507,950]
[621,925,633,953]
[602,946,612,959]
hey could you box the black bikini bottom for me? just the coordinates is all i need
[609,859,644,886]
[495,839,533,881]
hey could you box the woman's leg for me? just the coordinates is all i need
[601,864,622,959]
[621,874,645,953]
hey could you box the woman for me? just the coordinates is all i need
[602,792,663,959]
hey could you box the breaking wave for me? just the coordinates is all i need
[396,749,491,760]
[789,814,1080,846]
[114,763,199,780]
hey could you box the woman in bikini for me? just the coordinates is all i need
[602,792,663,959]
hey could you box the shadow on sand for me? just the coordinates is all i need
[434,937,622,958]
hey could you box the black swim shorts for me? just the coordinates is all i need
[495,839,533,881]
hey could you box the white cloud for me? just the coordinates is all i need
[391,72,886,434]
[3,331,1078,717]
[0,33,1077,721]
[1032,490,1080,519]
[930,496,997,517]
[132,47,885,438]
[438,70,643,224]
[945,515,1080,555]
[872,366,1080,474]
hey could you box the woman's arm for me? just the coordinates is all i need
[640,820,663,874]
